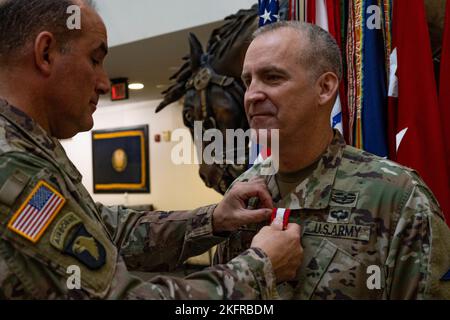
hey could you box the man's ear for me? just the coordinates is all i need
[316,72,339,106]
[33,31,58,76]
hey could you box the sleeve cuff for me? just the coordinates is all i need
[185,204,229,241]
[229,247,279,299]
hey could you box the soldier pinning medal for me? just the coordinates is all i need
[0,0,303,299]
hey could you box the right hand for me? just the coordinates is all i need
[250,223,303,282]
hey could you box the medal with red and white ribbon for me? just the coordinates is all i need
[270,208,291,230]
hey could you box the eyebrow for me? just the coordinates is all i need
[242,66,288,80]
[94,42,108,56]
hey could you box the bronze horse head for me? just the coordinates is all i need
[155,3,289,194]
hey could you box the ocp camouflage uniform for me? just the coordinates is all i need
[215,130,450,299]
[0,99,276,299]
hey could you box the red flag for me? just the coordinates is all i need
[306,0,316,23]
[439,1,450,181]
[389,0,450,223]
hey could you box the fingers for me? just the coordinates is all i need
[270,218,283,231]
[231,178,273,209]
[285,223,301,234]
[240,208,272,225]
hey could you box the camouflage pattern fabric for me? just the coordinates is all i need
[0,99,276,299]
[215,129,450,299]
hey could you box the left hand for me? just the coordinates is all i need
[212,177,273,233]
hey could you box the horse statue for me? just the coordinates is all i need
[155,0,444,194]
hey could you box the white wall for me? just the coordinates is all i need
[96,0,257,47]
[61,100,223,211]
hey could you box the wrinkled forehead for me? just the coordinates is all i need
[243,29,304,69]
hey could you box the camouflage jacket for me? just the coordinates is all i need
[0,99,276,299]
[215,130,450,299]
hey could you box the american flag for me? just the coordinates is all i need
[8,181,65,243]
[258,0,280,26]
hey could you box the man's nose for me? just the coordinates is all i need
[245,81,266,106]
[96,69,110,95]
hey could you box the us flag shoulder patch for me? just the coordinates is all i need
[8,180,66,243]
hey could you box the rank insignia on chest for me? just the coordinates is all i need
[50,212,106,270]
[7,180,66,243]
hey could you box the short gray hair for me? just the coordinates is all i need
[0,0,96,64]
[252,21,343,81]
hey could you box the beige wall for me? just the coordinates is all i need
[96,0,257,47]
[60,100,223,211]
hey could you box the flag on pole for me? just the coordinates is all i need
[250,1,281,167]
[306,0,344,135]
[288,0,306,21]
[258,0,280,27]
[388,0,450,223]
[439,0,450,181]
[361,0,388,158]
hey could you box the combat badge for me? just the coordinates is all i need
[7,180,65,243]
[327,207,351,223]
[329,190,359,207]
[50,212,106,270]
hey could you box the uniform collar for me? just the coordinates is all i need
[0,99,82,182]
[262,129,346,210]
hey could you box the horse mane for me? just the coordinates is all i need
[155,5,258,113]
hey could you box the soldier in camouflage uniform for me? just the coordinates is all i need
[214,21,450,299]
[0,0,303,299]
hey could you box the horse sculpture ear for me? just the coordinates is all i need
[189,33,204,72]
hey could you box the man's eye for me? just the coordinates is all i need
[266,74,282,82]
[91,58,100,65]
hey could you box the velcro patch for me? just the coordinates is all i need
[304,221,371,241]
[327,207,351,223]
[64,224,106,270]
[330,190,359,207]
[7,180,65,243]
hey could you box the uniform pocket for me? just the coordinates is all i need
[294,238,383,300]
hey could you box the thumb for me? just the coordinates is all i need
[285,223,301,234]
[270,217,283,231]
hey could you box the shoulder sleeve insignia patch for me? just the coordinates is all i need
[441,269,450,281]
[63,223,106,270]
[7,180,65,243]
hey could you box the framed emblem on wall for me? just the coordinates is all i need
[91,125,150,193]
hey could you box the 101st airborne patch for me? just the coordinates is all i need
[7,180,66,243]
[50,212,106,270]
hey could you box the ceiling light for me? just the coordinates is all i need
[128,83,144,90]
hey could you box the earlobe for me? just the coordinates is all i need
[317,72,339,105]
[34,32,56,77]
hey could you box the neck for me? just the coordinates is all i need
[278,126,334,173]
[0,71,51,133]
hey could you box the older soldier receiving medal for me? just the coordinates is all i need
[214,21,450,300]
